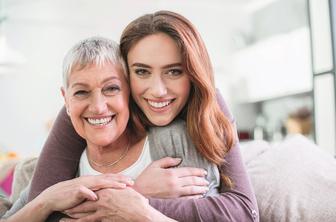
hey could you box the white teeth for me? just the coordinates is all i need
[148,100,171,108]
[87,117,112,126]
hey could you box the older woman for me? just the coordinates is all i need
[2,36,217,221]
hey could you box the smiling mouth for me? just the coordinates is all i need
[85,115,115,126]
[147,99,175,109]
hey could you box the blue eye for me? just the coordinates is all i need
[134,68,150,76]
[103,85,120,96]
[167,69,183,76]
[74,90,88,97]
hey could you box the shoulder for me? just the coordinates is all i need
[148,119,190,159]
[149,119,186,136]
[148,119,189,149]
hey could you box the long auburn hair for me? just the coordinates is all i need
[120,11,235,188]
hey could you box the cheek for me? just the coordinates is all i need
[68,105,86,138]
[130,76,144,98]
[178,78,191,102]
[114,96,130,118]
[68,99,83,115]
[68,102,85,127]
[120,98,130,113]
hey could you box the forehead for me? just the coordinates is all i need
[68,62,126,85]
[128,33,182,65]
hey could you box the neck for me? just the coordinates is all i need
[86,132,130,169]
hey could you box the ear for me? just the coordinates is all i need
[61,87,70,116]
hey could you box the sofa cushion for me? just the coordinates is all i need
[10,157,37,203]
[243,135,336,222]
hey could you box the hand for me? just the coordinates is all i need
[34,173,133,213]
[133,157,209,198]
[61,187,175,222]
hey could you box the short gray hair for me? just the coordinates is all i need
[62,36,126,88]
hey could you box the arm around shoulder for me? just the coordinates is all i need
[148,92,259,221]
[148,143,259,222]
[28,106,86,201]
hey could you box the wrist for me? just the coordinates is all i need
[10,197,52,222]
[141,206,176,222]
[132,181,149,198]
[33,195,54,215]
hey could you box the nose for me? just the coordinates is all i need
[150,74,167,97]
[89,91,108,114]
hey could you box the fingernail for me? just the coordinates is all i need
[174,157,183,166]
[204,169,208,175]
[128,179,134,185]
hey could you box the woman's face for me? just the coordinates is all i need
[127,33,191,126]
[62,62,129,147]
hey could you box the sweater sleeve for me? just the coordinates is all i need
[148,92,259,222]
[28,106,86,201]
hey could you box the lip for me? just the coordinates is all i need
[84,114,116,128]
[85,114,115,119]
[145,98,175,113]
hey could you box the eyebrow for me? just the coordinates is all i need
[71,76,120,89]
[131,62,182,69]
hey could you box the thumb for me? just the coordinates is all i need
[152,157,182,168]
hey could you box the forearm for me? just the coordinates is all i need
[144,206,177,222]
[149,192,257,222]
[3,198,51,222]
[148,145,258,222]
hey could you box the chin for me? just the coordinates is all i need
[90,138,114,147]
[149,117,173,126]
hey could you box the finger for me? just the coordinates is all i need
[65,201,97,214]
[174,167,207,177]
[152,157,182,168]
[179,176,209,187]
[60,218,77,222]
[78,174,133,190]
[90,180,129,191]
[76,186,98,201]
[180,185,209,196]
[65,212,93,219]
[75,212,103,222]
[103,173,134,185]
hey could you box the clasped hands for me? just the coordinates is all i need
[42,157,208,222]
